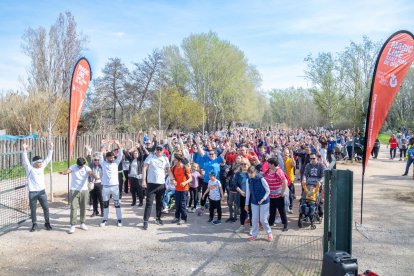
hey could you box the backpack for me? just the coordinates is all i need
[172,164,191,180]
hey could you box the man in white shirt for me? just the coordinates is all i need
[22,142,53,232]
[98,140,124,227]
[59,157,97,234]
[142,145,170,230]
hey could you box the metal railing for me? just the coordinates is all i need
[0,151,30,234]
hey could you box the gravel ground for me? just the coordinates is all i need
[0,147,413,275]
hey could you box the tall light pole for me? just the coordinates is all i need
[158,88,162,130]
[47,89,54,202]
[202,82,205,135]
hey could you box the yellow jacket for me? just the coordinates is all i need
[302,183,320,202]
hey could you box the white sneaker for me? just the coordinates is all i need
[68,225,75,234]
[89,205,93,211]
[100,220,107,227]
[80,223,88,230]
[117,221,122,227]
[275,216,282,224]
[235,226,244,233]
[287,208,293,214]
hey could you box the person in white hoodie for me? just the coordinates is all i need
[22,141,53,232]
[98,139,124,227]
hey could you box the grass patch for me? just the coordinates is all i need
[0,160,76,181]
[44,160,76,174]
[378,133,390,145]
[0,165,26,181]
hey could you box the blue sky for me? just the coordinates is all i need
[1,0,414,93]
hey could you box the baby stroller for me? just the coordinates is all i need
[354,143,364,161]
[162,193,175,213]
[334,144,346,160]
[298,183,322,229]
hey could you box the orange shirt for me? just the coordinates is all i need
[172,165,191,192]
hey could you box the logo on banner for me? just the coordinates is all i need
[363,31,414,173]
[389,74,398,87]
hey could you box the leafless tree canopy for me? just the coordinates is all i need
[22,11,88,98]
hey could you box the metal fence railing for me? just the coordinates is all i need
[0,131,168,168]
[0,151,30,234]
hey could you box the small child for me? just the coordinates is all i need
[219,160,231,198]
[189,163,203,212]
[245,166,272,241]
[162,176,176,213]
[300,182,320,221]
[202,171,223,225]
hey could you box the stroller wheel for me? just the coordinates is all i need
[311,224,316,230]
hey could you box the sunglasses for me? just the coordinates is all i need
[310,157,316,160]
[209,153,215,156]
[156,148,163,151]
[94,159,99,161]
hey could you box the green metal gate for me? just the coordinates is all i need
[323,164,353,254]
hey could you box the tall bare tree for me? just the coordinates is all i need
[20,11,87,135]
[94,58,129,124]
[128,49,163,112]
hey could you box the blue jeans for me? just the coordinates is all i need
[404,158,414,175]
[29,190,50,224]
[174,191,188,220]
[301,202,316,216]
[163,190,175,208]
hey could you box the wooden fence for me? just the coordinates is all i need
[0,132,166,169]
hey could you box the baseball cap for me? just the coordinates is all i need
[156,145,163,150]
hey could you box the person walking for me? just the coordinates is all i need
[402,137,414,176]
[371,138,380,159]
[22,142,53,232]
[142,144,170,230]
[388,134,398,160]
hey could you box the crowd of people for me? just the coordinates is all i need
[23,127,410,240]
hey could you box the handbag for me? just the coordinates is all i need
[87,182,94,191]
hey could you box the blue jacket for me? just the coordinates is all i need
[248,176,269,205]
